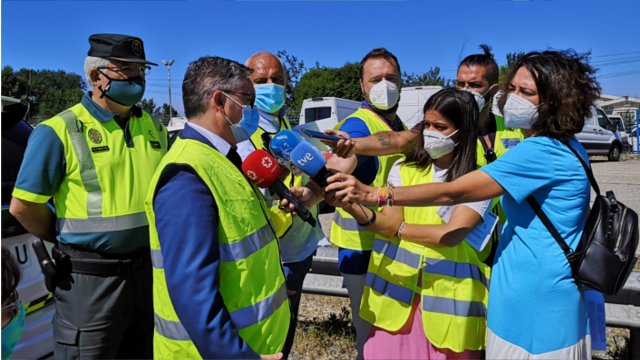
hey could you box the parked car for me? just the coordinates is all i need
[575,103,628,161]
[1,96,55,359]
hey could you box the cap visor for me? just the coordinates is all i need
[106,57,158,66]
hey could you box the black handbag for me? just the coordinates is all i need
[526,143,639,295]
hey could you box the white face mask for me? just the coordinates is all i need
[366,79,399,110]
[461,84,495,112]
[423,129,459,159]
[502,93,543,129]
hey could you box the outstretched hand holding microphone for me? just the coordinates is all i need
[241,149,317,228]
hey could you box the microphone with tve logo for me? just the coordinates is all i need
[289,142,336,188]
[270,130,305,177]
[241,150,317,228]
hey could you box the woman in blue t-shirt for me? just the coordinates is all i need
[326,50,601,359]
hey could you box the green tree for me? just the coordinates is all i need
[498,52,525,84]
[155,103,178,122]
[402,67,450,87]
[293,62,361,112]
[140,98,158,115]
[1,66,87,117]
[277,50,308,110]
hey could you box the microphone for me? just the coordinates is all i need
[270,130,301,162]
[289,142,335,188]
[271,129,305,177]
[242,150,317,228]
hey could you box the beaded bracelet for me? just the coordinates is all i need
[397,221,406,239]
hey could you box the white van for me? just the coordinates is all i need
[395,86,444,130]
[293,97,361,151]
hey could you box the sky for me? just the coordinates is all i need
[2,1,639,116]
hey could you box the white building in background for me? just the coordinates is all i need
[596,94,640,124]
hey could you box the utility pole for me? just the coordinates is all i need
[161,60,175,125]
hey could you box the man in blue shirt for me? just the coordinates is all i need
[328,48,406,359]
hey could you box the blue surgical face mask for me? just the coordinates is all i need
[2,300,25,360]
[98,71,146,107]
[254,83,286,113]
[222,92,260,143]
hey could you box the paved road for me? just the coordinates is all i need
[318,158,640,250]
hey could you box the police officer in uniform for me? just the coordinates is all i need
[10,34,166,359]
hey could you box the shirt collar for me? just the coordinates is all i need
[80,92,142,122]
[186,122,232,156]
[81,92,116,123]
[258,111,280,133]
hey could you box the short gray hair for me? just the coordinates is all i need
[84,56,110,89]
[245,51,285,73]
[182,56,253,119]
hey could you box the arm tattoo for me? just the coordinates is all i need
[410,129,421,135]
[375,132,392,146]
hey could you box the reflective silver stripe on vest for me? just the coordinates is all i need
[333,211,369,232]
[219,224,274,262]
[60,110,103,217]
[229,282,287,330]
[57,212,148,234]
[365,272,414,305]
[422,295,487,318]
[154,313,191,341]
[372,238,422,269]
[151,248,164,269]
[424,257,490,289]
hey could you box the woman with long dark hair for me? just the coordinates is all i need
[326,88,492,359]
[326,50,600,359]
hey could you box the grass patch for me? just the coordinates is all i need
[289,294,357,359]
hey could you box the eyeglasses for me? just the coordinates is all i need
[98,64,151,77]
[454,80,487,90]
[1,291,20,323]
[221,90,256,108]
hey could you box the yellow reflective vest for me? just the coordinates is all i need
[475,113,524,263]
[12,103,167,253]
[331,106,407,251]
[360,164,491,352]
[145,136,290,359]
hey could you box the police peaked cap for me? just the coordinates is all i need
[88,34,158,66]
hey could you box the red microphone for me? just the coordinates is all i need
[242,150,317,228]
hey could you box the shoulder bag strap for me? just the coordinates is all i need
[563,143,601,195]
[526,195,579,274]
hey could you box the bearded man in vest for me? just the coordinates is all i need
[325,45,524,266]
[10,34,166,359]
[325,47,408,359]
[240,51,327,359]
[144,56,289,360]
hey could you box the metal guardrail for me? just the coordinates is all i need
[303,248,640,355]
